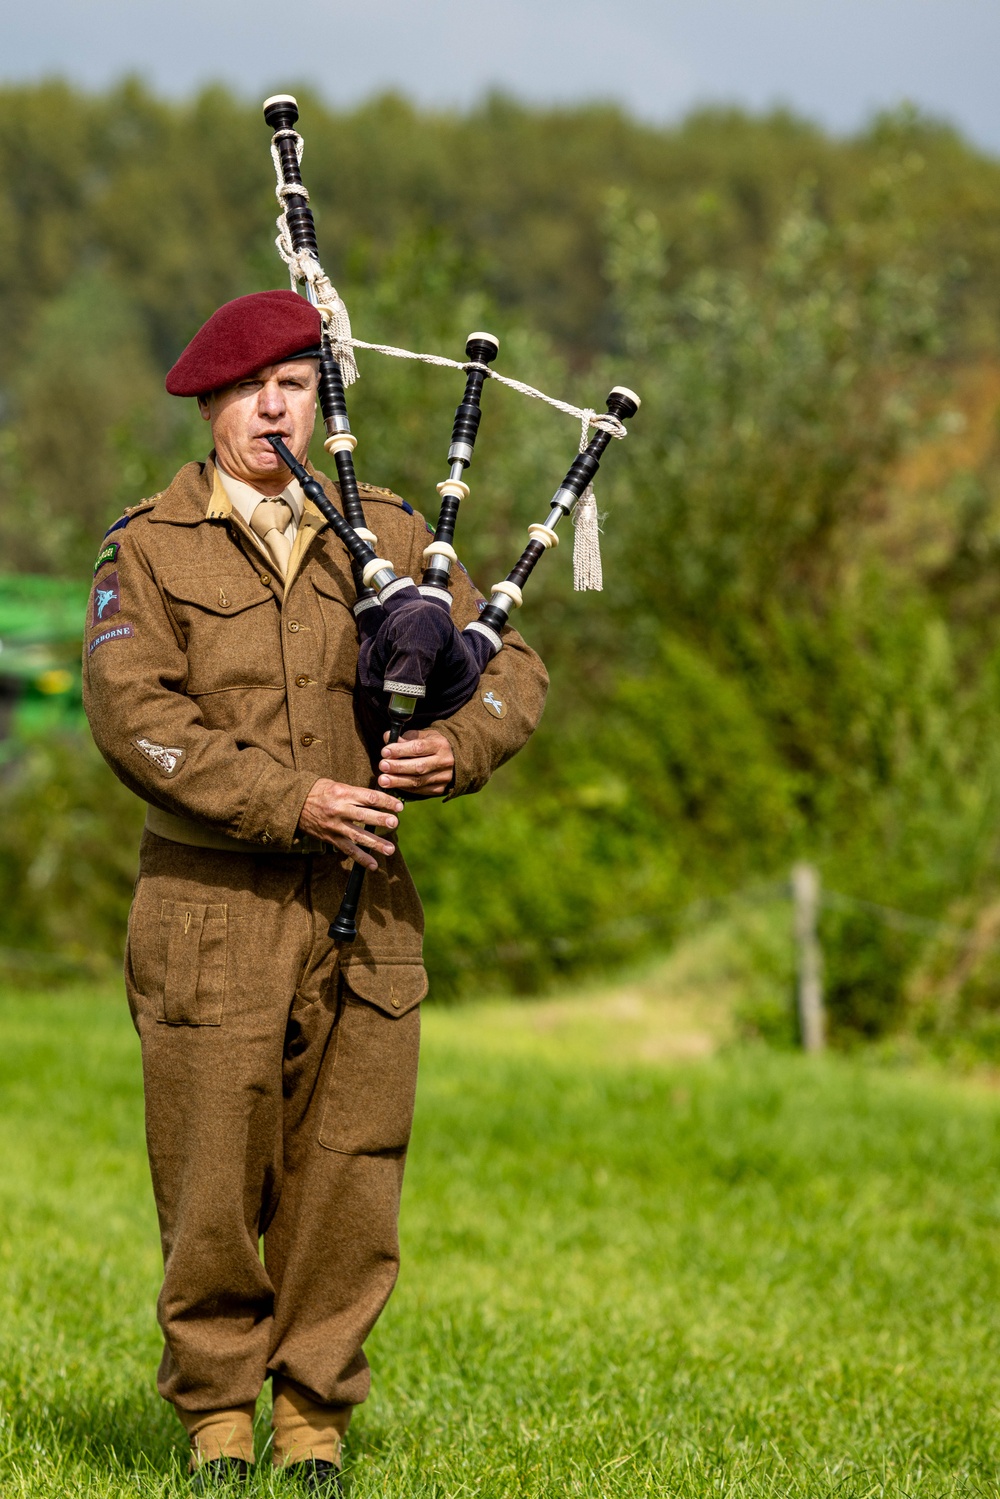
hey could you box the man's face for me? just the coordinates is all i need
[200,359,319,494]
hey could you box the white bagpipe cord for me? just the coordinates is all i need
[270,130,359,385]
[572,411,603,592]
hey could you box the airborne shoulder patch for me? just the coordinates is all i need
[133,737,185,777]
[89,623,134,654]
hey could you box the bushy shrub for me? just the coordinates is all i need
[0,731,143,980]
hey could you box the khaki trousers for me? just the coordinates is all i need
[124,832,423,1421]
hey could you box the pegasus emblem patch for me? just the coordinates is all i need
[92,572,120,623]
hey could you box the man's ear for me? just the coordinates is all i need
[197,395,212,422]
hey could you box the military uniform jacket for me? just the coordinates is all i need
[83,455,548,977]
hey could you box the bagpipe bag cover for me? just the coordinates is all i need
[356,586,494,732]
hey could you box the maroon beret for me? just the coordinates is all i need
[165,289,322,397]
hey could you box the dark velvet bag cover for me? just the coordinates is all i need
[356,583,492,734]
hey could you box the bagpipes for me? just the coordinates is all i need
[262,95,640,941]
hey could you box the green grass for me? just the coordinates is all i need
[2,986,1000,1495]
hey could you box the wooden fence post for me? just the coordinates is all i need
[792,862,825,1052]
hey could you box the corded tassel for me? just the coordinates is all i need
[572,484,603,591]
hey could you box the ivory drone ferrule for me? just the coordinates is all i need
[323,432,358,456]
[436,479,470,502]
[362,558,396,590]
[423,540,458,563]
[528,522,560,550]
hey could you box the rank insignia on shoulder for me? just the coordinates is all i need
[482,689,507,719]
[103,496,157,538]
[133,737,185,777]
[359,483,404,504]
[94,542,118,574]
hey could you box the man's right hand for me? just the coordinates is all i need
[298,779,404,870]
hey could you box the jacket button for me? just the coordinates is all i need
[391,996,401,1009]
[300,733,315,747]
[295,675,310,687]
[260,572,271,586]
[287,620,300,632]
[259,830,273,844]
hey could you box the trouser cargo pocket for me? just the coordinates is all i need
[319,966,425,1154]
[157,899,228,1026]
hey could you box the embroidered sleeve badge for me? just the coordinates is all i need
[92,571,121,624]
[482,689,508,719]
[133,738,185,777]
[93,542,119,574]
[89,623,134,654]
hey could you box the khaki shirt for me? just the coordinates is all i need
[83,455,548,972]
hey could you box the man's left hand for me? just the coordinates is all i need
[378,729,455,797]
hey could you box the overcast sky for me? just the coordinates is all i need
[4,0,999,153]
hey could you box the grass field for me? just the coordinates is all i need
[3,978,1000,1496]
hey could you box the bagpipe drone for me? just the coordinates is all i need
[262,95,640,941]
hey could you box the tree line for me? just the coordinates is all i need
[2,80,1000,1045]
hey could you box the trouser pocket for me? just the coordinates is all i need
[318,978,422,1154]
[157,899,228,1026]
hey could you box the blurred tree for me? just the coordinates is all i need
[1,83,1000,1026]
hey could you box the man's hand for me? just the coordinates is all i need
[378,729,455,797]
[298,779,404,871]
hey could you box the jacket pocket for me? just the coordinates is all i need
[161,572,282,692]
[318,966,425,1154]
[157,899,228,1026]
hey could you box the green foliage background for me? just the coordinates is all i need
[3,82,1000,1033]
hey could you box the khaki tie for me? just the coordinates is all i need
[250,498,293,578]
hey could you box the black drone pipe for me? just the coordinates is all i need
[462,385,641,664]
[263,93,375,602]
[419,332,500,606]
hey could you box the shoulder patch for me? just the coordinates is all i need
[92,571,120,624]
[89,622,135,655]
[103,495,158,539]
[482,688,508,720]
[133,737,185,777]
[94,541,119,574]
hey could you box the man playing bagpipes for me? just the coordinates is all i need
[83,87,638,1491]
[82,287,548,1491]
